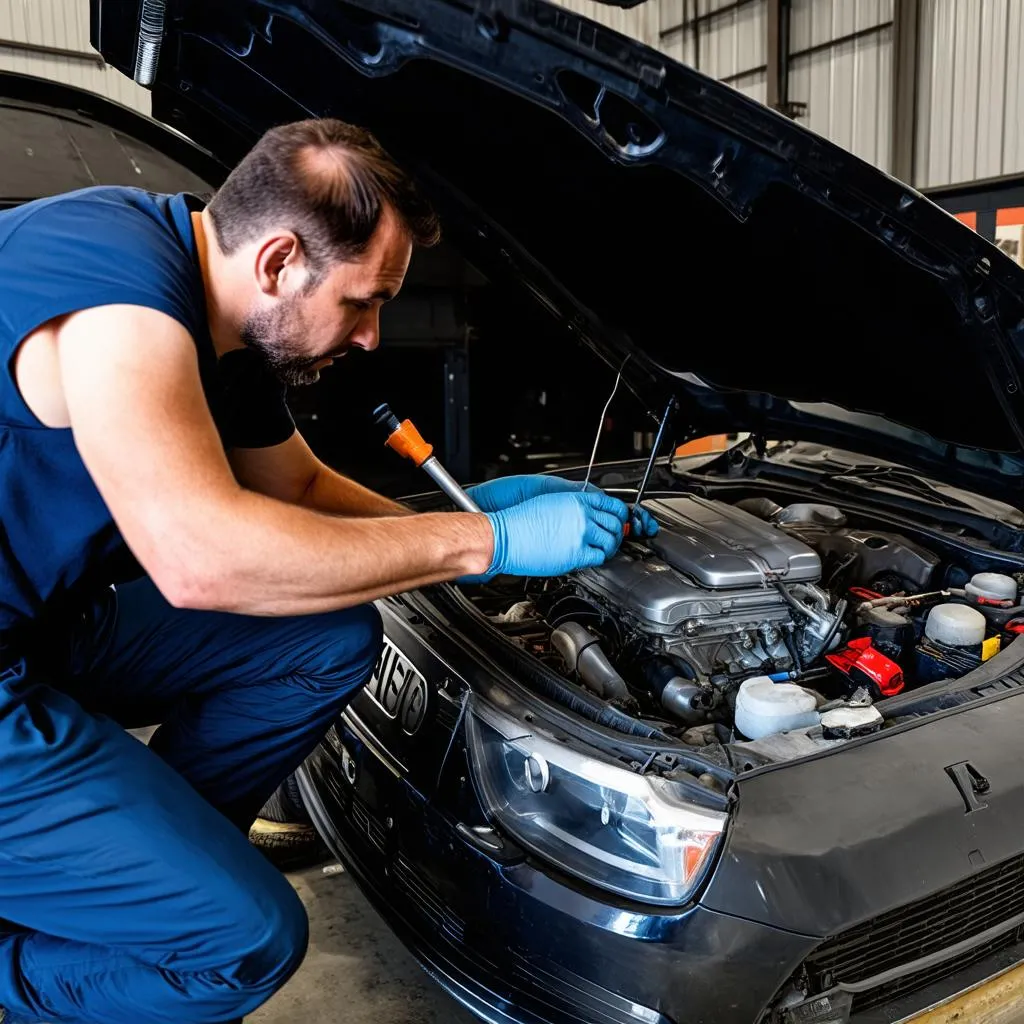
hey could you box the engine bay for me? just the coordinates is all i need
[461,493,1024,767]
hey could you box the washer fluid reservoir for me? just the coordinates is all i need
[735,676,821,740]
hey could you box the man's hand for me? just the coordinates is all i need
[485,491,629,576]
[467,474,659,538]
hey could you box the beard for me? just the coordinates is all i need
[240,297,325,387]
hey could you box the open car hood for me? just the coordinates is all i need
[91,0,1024,500]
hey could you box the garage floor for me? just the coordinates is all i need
[250,862,478,1024]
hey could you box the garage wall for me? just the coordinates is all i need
[0,0,150,113]
[787,0,893,173]
[556,0,663,47]
[915,0,1024,189]
[657,0,768,103]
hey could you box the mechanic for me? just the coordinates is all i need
[0,117,657,1024]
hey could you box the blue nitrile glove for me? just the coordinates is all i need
[486,490,630,577]
[467,475,589,512]
[628,504,659,539]
[467,475,659,539]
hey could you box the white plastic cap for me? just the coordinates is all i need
[965,572,1017,603]
[925,603,986,647]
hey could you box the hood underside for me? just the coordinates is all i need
[92,0,1024,487]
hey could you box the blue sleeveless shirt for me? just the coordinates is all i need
[0,186,296,635]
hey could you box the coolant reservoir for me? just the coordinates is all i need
[735,676,820,740]
[925,603,986,647]
[965,572,1017,603]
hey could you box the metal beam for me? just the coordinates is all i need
[891,0,920,185]
[720,64,768,85]
[0,38,106,69]
[788,21,893,62]
[660,0,760,43]
[766,0,782,110]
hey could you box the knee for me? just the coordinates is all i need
[311,602,383,691]
[228,877,309,1005]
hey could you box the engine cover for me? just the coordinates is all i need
[645,496,822,587]
[573,496,825,678]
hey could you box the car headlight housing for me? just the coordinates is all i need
[466,699,727,905]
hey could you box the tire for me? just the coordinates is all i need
[248,817,330,872]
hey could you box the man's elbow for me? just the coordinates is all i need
[152,560,237,613]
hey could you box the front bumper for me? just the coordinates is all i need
[297,712,817,1024]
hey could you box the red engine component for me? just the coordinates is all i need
[826,637,905,698]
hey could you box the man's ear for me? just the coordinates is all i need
[254,232,302,296]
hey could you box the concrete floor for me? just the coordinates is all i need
[250,862,478,1024]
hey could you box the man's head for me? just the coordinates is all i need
[206,118,440,385]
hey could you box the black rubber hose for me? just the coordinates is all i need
[782,623,804,673]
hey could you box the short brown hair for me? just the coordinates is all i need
[207,118,440,273]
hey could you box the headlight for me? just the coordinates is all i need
[466,699,727,905]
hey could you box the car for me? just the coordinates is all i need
[91,1,1024,1022]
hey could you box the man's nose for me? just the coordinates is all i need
[349,308,380,352]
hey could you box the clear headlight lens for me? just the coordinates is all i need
[466,700,727,905]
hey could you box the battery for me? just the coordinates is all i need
[913,638,983,685]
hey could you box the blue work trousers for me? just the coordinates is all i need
[0,577,382,1024]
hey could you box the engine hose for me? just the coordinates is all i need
[782,623,804,673]
[550,621,633,703]
[815,597,847,656]
[773,581,829,628]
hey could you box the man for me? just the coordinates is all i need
[0,117,655,1024]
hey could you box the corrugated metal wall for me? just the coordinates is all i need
[0,0,150,113]
[915,0,1024,189]
[556,0,663,46]
[787,0,893,172]
[657,0,768,104]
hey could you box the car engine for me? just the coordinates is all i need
[574,496,843,679]
[465,491,1024,758]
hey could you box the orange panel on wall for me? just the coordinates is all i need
[997,207,1024,227]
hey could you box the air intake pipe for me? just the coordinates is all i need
[550,621,632,703]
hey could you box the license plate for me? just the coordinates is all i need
[905,960,1024,1023]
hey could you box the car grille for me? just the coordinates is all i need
[350,792,387,854]
[803,851,1024,1012]
[392,854,466,944]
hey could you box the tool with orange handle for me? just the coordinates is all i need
[373,403,483,514]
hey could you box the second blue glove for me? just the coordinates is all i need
[484,490,631,577]
[467,474,659,539]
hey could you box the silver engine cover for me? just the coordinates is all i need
[573,496,824,677]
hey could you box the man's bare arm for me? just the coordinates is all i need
[230,433,411,516]
[58,305,493,616]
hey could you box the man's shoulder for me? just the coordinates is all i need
[2,186,203,257]
[0,186,207,342]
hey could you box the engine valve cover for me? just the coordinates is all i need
[644,496,821,587]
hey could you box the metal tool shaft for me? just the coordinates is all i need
[634,396,677,508]
[422,457,482,513]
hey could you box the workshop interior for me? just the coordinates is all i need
[6,1,1024,1023]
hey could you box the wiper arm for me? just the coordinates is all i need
[824,466,968,508]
